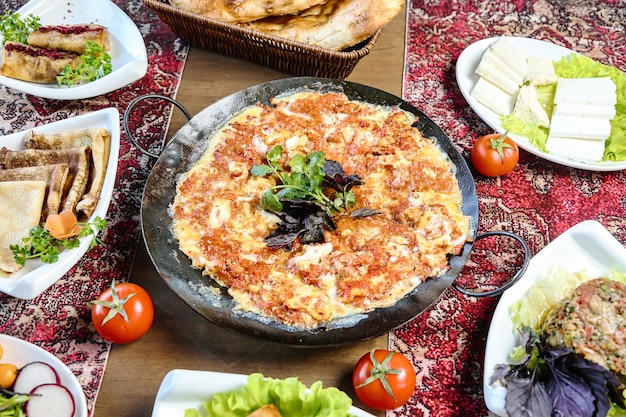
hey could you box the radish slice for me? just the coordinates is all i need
[25,383,75,417]
[13,361,60,394]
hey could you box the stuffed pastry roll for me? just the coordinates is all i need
[27,23,111,54]
[0,41,77,83]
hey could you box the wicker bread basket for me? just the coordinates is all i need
[142,0,382,79]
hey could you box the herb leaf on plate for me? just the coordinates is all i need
[0,12,41,44]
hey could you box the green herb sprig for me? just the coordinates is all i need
[11,216,107,266]
[0,11,41,45]
[56,41,113,87]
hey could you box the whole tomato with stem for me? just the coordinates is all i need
[91,280,154,344]
[471,132,519,177]
[352,349,417,411]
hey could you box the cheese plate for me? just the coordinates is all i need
[0,0,148,100]
[0,108,120,299]
[483,220,626,415]
[456,36,626,172]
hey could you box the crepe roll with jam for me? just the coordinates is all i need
[27,23,111,55]
[0,42,78,83]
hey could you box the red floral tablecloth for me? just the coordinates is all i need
[0,1,188,415]
[389,0,626,416]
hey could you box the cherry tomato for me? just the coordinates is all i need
[352,349,416,411]
[91,281,154,344]
[0,363,18,389]
[471,132,519,177]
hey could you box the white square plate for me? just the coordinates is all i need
[483,220,626,415]
[0,0,148,100]
[0,107,120,299]
[152,369,376,417]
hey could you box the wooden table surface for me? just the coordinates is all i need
[93,8,406,417]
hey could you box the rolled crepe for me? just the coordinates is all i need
[0,146,91,216]
[0,164,69,220]
[27,24,111,54]
[0,181,47,274]
[0,41,77,83]
[26,128,111,219]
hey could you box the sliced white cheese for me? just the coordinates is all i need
[554,77,617,106]
[549,115,612,140]
[475,49,524,94]
[552,103,617,120]
[546,136,606,162]
[471,76,517,116]
[489,36,529,81]
[513,84,550,127]
[526,57,557,86]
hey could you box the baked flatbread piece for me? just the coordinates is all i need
[0,41,78,83]
[27,23,111,54]
[0,164,69,219]
[26,128,111,218]
[0,181,47,274]
[168,0,329,23]
[243,0,404,50]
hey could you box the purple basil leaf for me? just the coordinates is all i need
[349,208,382,218]
[504,376,552,417]
[544,360,597,417]
[264,231,301,250]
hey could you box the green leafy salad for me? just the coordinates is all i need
[501,53,626,161]
[494,267,626,417]
[184,373,356,417]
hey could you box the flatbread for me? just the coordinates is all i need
[0,181,47,274]
[168,0,329,23]
[26,128,111,219]
[0,41,77,83]
[243,0,404,50]
[27,23,111,54]
[0,164,69,219]
[0,146,91,216]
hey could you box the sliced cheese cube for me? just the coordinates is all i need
[475,49,524,93]
[526,57,557,86]
[554,77,617,106]
[471,76,517,116]
[513,85,550,127]
[489,36,529,81]
[546,136,606,162]
[553,103,616,120]
[549,115,612,140]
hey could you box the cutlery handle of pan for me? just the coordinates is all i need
[123,94,192,158]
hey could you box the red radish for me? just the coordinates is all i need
[25,383,75,417]
[13,361,60,394]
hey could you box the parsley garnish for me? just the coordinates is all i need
[251,146,379,250]
[11,216,107,266]
[0,11,41,44]
[56,41,112,87]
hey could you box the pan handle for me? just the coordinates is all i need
[453,230,530,298]
[123,94,192,158]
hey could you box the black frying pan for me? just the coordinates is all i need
[129,77,529,347]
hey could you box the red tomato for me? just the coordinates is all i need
[91,281,154,344]
[471,132,519,177]
[352,349,416,411]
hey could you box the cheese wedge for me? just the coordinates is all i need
[488,36,529,81]
[546,136,606,162]
[512,84,550,127]
[554,77,617,106]
[471,76,517,115]
[549,116,611,140]
[526,57,557,86]
[475,49,523,94]
[552,103,616,120]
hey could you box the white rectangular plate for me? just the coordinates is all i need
[0,107,120,299]
[152,369,376,417]
[483,220,626,415]
[0,0,148,100]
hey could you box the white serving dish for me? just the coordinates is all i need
[0,333,88,417]
[456,36,626,172]
[0,0,148,100]
[151,369,376,417]
[483,220,626,415]
[0,107,120,299]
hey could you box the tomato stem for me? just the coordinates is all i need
[91,280,136,326]
[490,131,514,164]
[356,350,402,401]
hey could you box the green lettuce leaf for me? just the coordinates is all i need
[501,52,626,161]
[185,373,355,417]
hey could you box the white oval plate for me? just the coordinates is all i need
[0,333,88,417]
[0,108,120,299]
[151,369,376,417]
[483,220,626,416]
[456,36,626,172]
[0,0,148,100]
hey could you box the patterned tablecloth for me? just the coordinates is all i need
[389,1,625,416]
[0,1,188,414]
